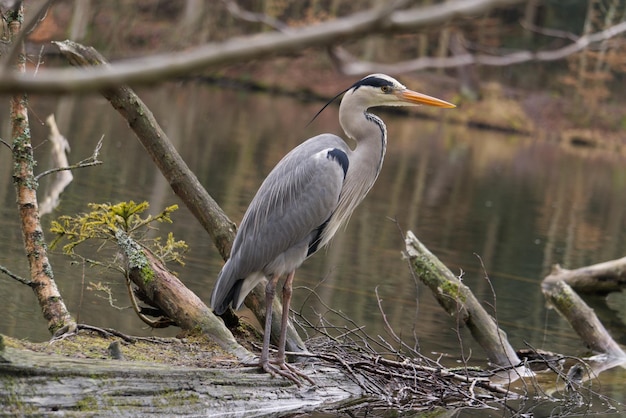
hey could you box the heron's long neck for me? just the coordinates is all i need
[339,101,387,185]
[336,103,388,220]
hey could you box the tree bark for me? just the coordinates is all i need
[6,3,76,336]
[115,230,252,361]
[543,258,626,293]
[53,39,307,355]
[541,279,625,358]
[404,231,522,369]
[0,344,357,416]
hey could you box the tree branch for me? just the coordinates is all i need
[0,0,524,93]
[0,265,32,286]
[542,279,625,359]
[0,0,53,71]
[543,257,626,293]
[35,134,103,181]
[219,0,289,32]
[334,20,626,75]
[404,231,524,371]
[7,1,76,336]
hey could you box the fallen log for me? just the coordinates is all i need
[404,231,524,372]
[0,331,515,416]
[39,115,74,216]
[541,278,625,359]
[115,229,252,361]
[543,258,626,293]
[0,343,358,417]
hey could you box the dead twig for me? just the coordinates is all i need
[35,134,104,181]
[0,265,32,286]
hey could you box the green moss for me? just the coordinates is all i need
[141,264,155,283]
[160,390,200,407]
[114,230,156,283]
[0,376,38,415]
[439,279,465,302]
[76,395,98,411]
[551,285,575,312]
[412,256,467,303]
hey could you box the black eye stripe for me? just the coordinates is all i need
[352,76,394,91]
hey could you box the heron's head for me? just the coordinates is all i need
[308,74,454,127]
[346,73,456,109]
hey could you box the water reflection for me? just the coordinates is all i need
[0,82,625,405]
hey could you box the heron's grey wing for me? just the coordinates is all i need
[211,135,349,313]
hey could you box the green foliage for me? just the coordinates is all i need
[50,201,187,266]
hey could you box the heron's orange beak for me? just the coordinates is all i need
[397,89,456,108]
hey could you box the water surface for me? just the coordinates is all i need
[0,82,625,413]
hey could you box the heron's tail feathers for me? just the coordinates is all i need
[211,261,266,315]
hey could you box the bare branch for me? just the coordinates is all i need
[219,0,289,32]
[520,21,580,42]
[35,134,104,181]
[35,161,102,181]
[0,0,53,71]
[335,20,626,75]
[0,264,32,286]
[0,0,524,94]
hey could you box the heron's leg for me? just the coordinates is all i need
[276,270,294,365]
[259,273,313,386]
[260,274,279,369]
[274,272,315,385]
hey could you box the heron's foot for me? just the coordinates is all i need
[260,358,315,386]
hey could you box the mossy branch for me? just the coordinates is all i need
[404,231,523,370]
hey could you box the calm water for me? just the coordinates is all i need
[1,82,625,413]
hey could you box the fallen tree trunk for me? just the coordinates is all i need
[404,231,523,371]
[0,330,517,416]
[543,258,626,293]
[0,344,358,417]
[541,278,625,358]
[115,229,252,361]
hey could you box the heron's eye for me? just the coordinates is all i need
[381,85,392,93]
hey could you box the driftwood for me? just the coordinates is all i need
[53,39,306,355]
[405,231,626,408]
[541,279,625,359]
[39,115,73,216]
[0,343,358,417]
[115,229,252,361]
[542,258,626,376]
[0,329,518,416]
[540,278,626,398]
[404,231,524,372]
[543,258,626,293]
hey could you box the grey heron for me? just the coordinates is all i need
[211,73,455,383]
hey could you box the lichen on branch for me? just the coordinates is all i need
[50,201,187,267]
